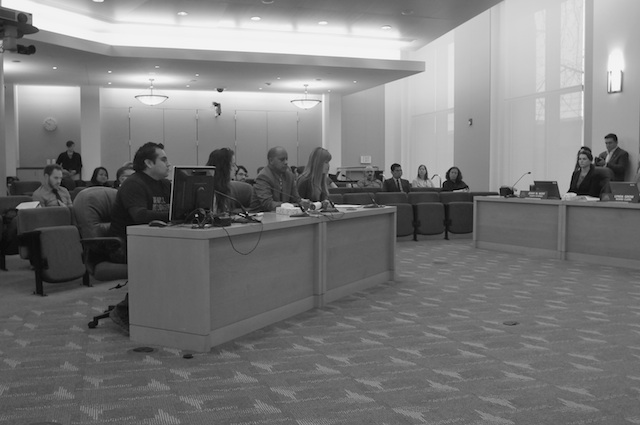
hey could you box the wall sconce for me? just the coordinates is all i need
[607,70,623,93]
[607,50,624,94]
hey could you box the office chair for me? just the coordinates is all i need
[72,187,128,328]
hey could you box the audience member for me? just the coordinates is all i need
[442,166,469,192]
[250,146,309,212]
[206,148,235,213]
[568,150,601,197]
[113,164,134,188]
[356,165,382,189]
[595,133,628,181]
[56,140,83,181]
[382,163,411,193]
[235,165,249,182]
[411,164,434,188]
[297,147,331,205]
[89,166,110,187]
[32,164,72,207]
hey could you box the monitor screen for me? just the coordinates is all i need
[170,166,216,223]
[533,180,561,199]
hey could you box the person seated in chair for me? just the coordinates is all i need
[250,146,310,212]
[32,164,73,207]
[442,166,469,192]
[107,142,172,332]
[382,163,411,193]
[357,165,382,189]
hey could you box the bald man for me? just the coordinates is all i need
[250,146,310,212]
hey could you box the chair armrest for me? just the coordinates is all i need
[81,236,123,249]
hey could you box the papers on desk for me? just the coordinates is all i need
[15,201,40,209]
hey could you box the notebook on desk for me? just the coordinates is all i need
[602,182,640,203]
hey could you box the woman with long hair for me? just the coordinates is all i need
[89,166,110,187]
[442,166,469,192]
[206,148,236,213]
[297,147,332,202]
[569,150,601,197]
[411,164,434,188]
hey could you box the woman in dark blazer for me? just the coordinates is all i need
[569,150,601,197]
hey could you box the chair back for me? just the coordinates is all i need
[343,192,375,205]
[73,186,118,238]
[408,192,440,204]
[70,186,87,201]
[0,195,32,212]
[10,181,41,196]
[439,192,472,204]
[17,206,73,259]
[375,192,409,205]
[230,181,253,209]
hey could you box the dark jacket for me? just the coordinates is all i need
[382,178,411,193]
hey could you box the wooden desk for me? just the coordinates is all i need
[127,207,396,352]
[474,197,640,268]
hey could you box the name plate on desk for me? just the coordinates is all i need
[525,191,548,199]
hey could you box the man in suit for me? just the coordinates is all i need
[382,163,411,193]
[250,146,310,211]
[595,133,629,181]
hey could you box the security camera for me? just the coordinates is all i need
[216,88,224,93]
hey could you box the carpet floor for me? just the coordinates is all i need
[2,239,640,425]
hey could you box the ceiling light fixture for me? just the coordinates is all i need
[291,84,321,110]
[135,78,169,106]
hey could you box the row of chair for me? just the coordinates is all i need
[1,187,127,296]
[328,191,498,239]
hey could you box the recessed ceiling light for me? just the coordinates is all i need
[155,65,160,69]
[186,85,190,88]
[401,9,414,16]
[251,16,261,21]
[318,21,328,25]
[107,70,112,73]
[353,80,357,83]
[381,25,392,30]
[177,11,188,16]
[195,73,199,77]
[108,82,112,85]
[53,66,58,70]
[261,0,274,4]
[92,0,104,3]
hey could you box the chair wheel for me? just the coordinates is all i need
[88,320,98,329]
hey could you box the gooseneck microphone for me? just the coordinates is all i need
[500,171,531,197]
[214,190,261,223]
[364,192,383,208]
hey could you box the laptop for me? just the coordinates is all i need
[604,182,640,203]
[532,181,561,200]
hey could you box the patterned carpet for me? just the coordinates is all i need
[2,239,640,425]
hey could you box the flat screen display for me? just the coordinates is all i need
[533,180,561,200]
[169,166,216,223]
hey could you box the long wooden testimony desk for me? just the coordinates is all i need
[127,206,396,352]
[474,196,640,269]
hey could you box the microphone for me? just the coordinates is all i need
[214,190,261,223]
[500,171,531,197]
[363,191,383,209]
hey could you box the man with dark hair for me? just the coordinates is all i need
[110,142,172,248]
[108,142,172,332]
[250,146,310,211]
[56,140,83,181]
[32,164,73,207]
[382,163,411,193]
[595,133,629,181]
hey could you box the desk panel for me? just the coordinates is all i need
[474,198,561,257]
[128,207,395,351]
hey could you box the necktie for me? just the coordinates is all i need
[52,189,63,206]
[396,179,401,192]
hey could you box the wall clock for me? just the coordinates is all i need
[43,117,58,131]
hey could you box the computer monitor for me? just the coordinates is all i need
[607,182,640,203]
[532,180,561,199]
[169,166,216,223]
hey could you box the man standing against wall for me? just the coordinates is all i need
[595,133,629,181]
[56,140,83,181]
